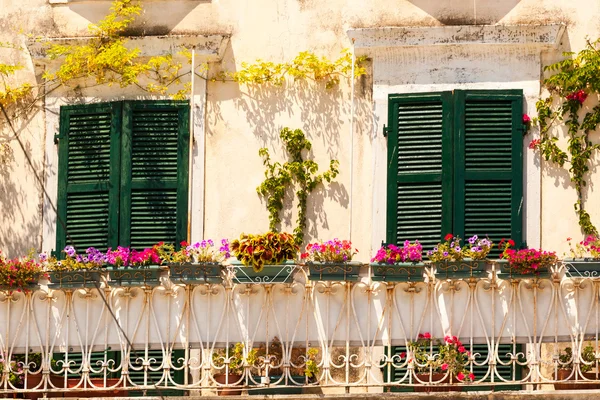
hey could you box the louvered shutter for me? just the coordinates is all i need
[386,93,453,251]
[453,90,523,256]
[119,101,190,249]
[56,103,121,253]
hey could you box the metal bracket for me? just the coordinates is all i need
[54,132,63,144]
[383,124,389,137]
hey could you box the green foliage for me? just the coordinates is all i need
[558,346,595,372]
[230,232,299,272]
[222,50,367,89]
[257,128,339,244]
[213,342,258,376]
[304,348,320,380]
[534,38,600,236]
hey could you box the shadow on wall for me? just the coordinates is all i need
[0,117,43,257]
[206,45,373,244]
[408,0,522,25]
[66,0,209,36]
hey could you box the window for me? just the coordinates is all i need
[386,90,523,254]
[55,100,190,253]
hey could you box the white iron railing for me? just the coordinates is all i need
[1,261,600,396]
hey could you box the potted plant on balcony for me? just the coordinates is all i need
[497,239,557,278]
[0,251,43,292]
[251,337,321,395]
[554,345,600,390]
[212,342,257,396]
[564,236,600,276]
[106,243,167,286]
[230,232,299,283]
[302,239,360,281]
[167,239,229,284]
[371,241,424,282]
[43,246,105,289]
[427,234,492,279]
[409,333,474,392]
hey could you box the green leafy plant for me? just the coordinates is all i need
[558,346,596,372]
[213,342,258,376]
[257,127,339,244]
[532,38,600,236]
[0,251,43,290]
[427,234,465,262]
[231,232,299,272]
[409,333,474,382]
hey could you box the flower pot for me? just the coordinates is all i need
[168,262,224,284]
[48,269,104,288]
[562,259,600,278]
[554,369,600,390]
[60,377,128,398]
[495,260,550,279]
[307,261,362,281]
[249,375,304,395]
[432,259,488,279]
[106,265,163,286]
[371,262,426,282]
[22,374,64,400]
[230,261,298,284]
[214,373,243,396]
[414,373,462,392]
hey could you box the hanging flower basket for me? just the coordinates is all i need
[370,262,426,282]
[432,259,488,279]
[106,265,163,286]
[48,269,105,288]
[306,261,362,282]
[168,262,224,284]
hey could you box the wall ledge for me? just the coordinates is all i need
[348,24,566,54]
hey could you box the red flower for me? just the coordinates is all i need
[441,363,448,371]
[458,346,466,353]
[423,332,431,339]
[522,114,531,124]
[300,252,309,259]
[180,241,189,247]
[529,139,541,150]
[468,372,475,381]
[566,89,588,104]
[508,239,515,246]
[444,233,453,241]
[457,372,465,381]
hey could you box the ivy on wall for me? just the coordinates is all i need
[257,128,339,244]
[532,38,600,236]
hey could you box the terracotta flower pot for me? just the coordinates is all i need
[214,373,243,396]
[414,372,462,392]
[61,377,129,398]
[21,373,63,400]
[554,369,600,390]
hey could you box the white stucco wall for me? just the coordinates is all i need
[1,0,600,258]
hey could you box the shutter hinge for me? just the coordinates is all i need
[383,124,389,137]
[54,132,64,144]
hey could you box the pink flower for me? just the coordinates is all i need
[458,346,466,353]
[529,139,540,150]
[468,373,475,381]
[457,372,465,381]
[444,336,452,344]
[423,332,431,339]
[441,363,448,371]
[522,114,531,123]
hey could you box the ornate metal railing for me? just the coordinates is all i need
[2,261,600,396]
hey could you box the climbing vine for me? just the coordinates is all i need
[257,127,339,244]
[532,38,600,236]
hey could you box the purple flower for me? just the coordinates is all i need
[39,253,47,262]
[64,245,76,257]
[443,251,449,257]
[468,235,477,244]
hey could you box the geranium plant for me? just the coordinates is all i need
[0,251,44,290]
[409,332,474,382]
[558,346,595,372]
[371,240,423,264]
[500,239,558,274]
[567,236,600,259]
[301,239,358,263]
[231,232,299,272]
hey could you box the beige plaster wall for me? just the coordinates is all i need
[1,0,600,257]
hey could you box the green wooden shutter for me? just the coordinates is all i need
[56,103,121,253]
[120,101,190,249]
[453,90,523,256]
[386,93,453,251]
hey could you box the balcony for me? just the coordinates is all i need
[1,261,599,397]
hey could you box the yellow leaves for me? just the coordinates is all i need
[0,84,32,108]
[0,64,23,77]
[229,49,367,89]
